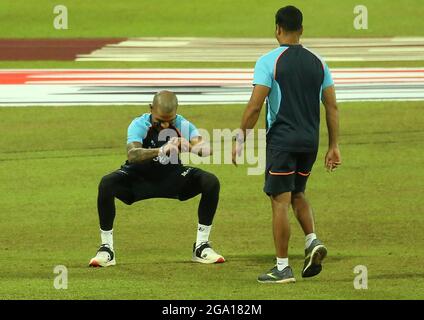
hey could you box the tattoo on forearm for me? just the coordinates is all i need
[128,148,159,163]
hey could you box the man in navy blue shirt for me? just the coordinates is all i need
[90,91,225,267]
[232,6,341,283]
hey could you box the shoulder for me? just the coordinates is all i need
[176,114,199,129]
[128,113,152,134]
[256,46,290,68]
[129,113,151,128]
[261,46,289,60]
[175,114,191,124]
[175,114,200,139]
[302,46,326,66]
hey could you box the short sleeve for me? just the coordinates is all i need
[176,115,201,141]
[253,56,272,88]
[127,119,149,144]
[322,61,334,89]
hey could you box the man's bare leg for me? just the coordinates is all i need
[257,192,296,283]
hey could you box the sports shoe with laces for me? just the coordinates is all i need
[257,265,296,284]
[302,238,327,278]
[89,244,116,267]
[192,242,225,264]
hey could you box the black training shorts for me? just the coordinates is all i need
[264,148,318,196]
[113,166,202,205]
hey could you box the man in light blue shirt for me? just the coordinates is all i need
[233,6,341,283]
[89,91,225,267]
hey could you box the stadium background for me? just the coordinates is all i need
[0,0,423,299]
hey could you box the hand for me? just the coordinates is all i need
[232,141,243,166]
[325,146,342,172]
[161,141,180,156]
[169,137,190,153]
[178,137,191,153]
[191,140,211,157]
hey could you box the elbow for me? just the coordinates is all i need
[197,147,212,157]
[204,147,213,157]
[127,150,136,163]
[330,105,339,115]
[246,98,262,114]
[249,104,262,115]
[325,103,338,113]
[192,142,212,157]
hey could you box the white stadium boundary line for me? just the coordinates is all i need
[74,37,424,62]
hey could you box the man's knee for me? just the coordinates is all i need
[291,191,307,206]
[270,192,291,205]
[201,172,220,195]
[291,191,305,200]
[98,174,118,195]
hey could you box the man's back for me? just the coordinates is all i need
[254,44,333,152]
[232,5,340,284]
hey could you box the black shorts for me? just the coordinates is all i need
[264,148,318,196]
[111,166,203,205]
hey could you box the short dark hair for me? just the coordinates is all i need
[275,6,303,31]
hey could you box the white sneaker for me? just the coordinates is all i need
[192,242,225,264]
[89,244,116,267]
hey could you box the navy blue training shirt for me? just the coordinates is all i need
[253,44,334,152]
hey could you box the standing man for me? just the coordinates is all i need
[232,6,341,283]
[90,90,225,267]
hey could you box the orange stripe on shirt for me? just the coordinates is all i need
[297,172,310,177]
[268,170,295,176]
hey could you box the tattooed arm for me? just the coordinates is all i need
[127,142,160,163]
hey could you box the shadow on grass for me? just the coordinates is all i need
[59,251,363,273]
[79,253,360,267]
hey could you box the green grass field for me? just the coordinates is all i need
[1,102,424,299]
[1,0,423,38]
[1,0,423,301]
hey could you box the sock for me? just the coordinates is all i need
[305,233,317,249]
[196,224,211,247]
[276,257,289,271]
[100,229,114,250]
